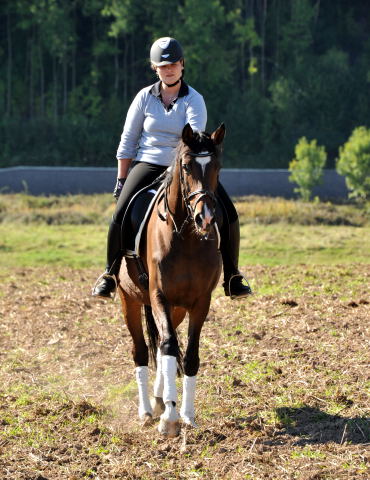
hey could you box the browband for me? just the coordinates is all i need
[188,151,213,157]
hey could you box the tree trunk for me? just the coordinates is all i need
[114,37,119,94]
[274,0,280,74]
[53,57,58,122]
[29,34,34,119]
[123,36,128,105]
[39,43,45,117]
[6,10,12,117]
[261,0,267,94]
[63,55,68,114]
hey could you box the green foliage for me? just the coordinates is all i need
[336,126,370,201]
[289,137,327,201]
[1,1,370,167]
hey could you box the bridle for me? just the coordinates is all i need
[180,151,217,217]
[160,149,218,237]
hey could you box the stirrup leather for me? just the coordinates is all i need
[227,273,252,299]
[92,273,118,300]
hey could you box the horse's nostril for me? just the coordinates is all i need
[195,213,203,228]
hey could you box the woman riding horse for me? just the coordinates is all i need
[92,37,251,300]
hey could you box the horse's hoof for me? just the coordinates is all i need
[181,416,198,428]
[158,418,181,437]
[151,396,165,417]
[140,412,153,426]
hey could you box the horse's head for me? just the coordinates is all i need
[178,123,225,237]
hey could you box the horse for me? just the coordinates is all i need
[117,123,225,437]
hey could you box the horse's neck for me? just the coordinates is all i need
[167,163,186,219]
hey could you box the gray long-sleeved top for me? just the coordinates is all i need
[116,81,207,166]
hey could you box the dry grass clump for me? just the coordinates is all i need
[0,193,114,225]
[235,196,369,226]
[0,193,369,226]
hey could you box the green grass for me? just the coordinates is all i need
[1,222,368,269]
[239,224,370,265]
[0,194,369,268]
[0,224,107,268]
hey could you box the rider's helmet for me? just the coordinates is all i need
[150,37,183,66]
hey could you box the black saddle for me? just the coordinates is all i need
[121,182,164,257]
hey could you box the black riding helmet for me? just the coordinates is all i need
[150,37,183,66]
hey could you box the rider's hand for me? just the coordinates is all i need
[113,178,126,201]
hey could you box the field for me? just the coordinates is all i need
[0,195,369,479]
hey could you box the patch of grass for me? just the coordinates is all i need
[235,196,369,226]
[0,194,368,268]
[239,224,370,266]
[1,221,369,270]
[291,447,326,459]
[0,224,107,268]
[0,193,114,225]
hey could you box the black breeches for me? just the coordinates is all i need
[113,161,167,224]
[215,182,239,225]
[112,160,238,228]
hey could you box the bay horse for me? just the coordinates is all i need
[118,123,225,437]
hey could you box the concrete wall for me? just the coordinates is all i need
[0,166,349,199]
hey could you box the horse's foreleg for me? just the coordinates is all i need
[158,353,180,437]
[180,301,210,428]
[150,292,180,437]
[151,306,186,418]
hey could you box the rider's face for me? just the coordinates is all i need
[155,61,183,85]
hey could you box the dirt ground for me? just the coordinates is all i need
[0,265,369,480]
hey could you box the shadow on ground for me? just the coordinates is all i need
[273,406,370,445]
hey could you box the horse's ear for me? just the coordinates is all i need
[182,123,194,146]
[211,123,226,145]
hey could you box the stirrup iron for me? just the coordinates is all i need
[92,272,118,300]
[228,273,252,299]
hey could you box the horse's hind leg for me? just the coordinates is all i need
[120,293,153,424]
[180,300,210,428]
[151,348,165,416]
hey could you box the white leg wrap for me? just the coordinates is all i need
[162,355,177,405]
[180,375,197,422]
[153,349,164,398]
[135,366,153,418]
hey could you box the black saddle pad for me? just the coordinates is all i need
[122,185,162,256]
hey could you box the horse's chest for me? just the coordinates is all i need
[157,244,221,296]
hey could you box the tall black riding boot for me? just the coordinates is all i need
[221,218,252,299]
[92,221,123,299]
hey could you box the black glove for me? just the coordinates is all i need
[113,177,126,201]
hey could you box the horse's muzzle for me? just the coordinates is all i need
[194,206,216,236]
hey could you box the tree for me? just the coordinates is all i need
[336,126,370,201]
[289,137,327,201]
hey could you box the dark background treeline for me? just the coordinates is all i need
[1,0,369,168]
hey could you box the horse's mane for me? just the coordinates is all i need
[164,131,217,188]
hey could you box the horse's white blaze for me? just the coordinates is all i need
[162,355,177,404]
[135,366,153,418]
[180,375,197,423]
[195,154,211,176]
[153,349,164,397]
[202,203,213,228]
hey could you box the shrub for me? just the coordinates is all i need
[336,126,370,201]
[289,137,327,201]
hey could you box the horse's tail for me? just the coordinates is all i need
[143,305,183,374]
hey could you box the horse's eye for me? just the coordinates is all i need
[183,163,191,174]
